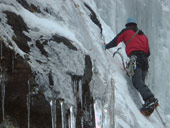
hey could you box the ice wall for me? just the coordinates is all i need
[95,0,169,114]
[0,0,170,127]
[95,0,170,127]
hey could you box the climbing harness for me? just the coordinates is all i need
[126,55,137,77]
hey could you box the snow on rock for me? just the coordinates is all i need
[0,0,169,128]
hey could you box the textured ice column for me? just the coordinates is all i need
[60,100,65,128]
[50,97,56,128]
[0,40,2,59]
[102,102,110,128]
[81,117,84,128]
[69,106,75,128]
[111,77,115,128]
[1,72,5,121]
[79,80,83,107]
[94,99,103,128]
[73,81,77,97]
[102,77,115,128]
[27,80,31,128]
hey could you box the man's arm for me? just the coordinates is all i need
[105,28,126,49]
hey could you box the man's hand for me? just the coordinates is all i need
[104,45,106,50]
[103,42,106,50]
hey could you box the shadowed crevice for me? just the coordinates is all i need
[84,3,103,35]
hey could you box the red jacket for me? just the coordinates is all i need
[105,27,150,57]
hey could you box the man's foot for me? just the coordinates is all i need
[140,98,159,116]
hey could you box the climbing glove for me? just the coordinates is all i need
[104,45,106,50]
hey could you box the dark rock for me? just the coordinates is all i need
[48,71,54,86]
[30,4,41,13]
[0,40,53,128]
[4,11,29,33]
[83,55,93,84]
[16,0,29,12]
[42,40,48,45]
[4,11,31,53]
[52,35,77,51]
[81,55,95,128]
[0,40,32,127]
[16,0,41,13]
[69,55,95,128]
[36,40,48,57]
[84,3,103,35]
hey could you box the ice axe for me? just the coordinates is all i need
[113,48,126,70]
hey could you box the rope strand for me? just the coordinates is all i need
[155,108,167,128]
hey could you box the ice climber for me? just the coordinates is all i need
[104,17,159,116]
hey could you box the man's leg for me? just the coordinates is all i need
[132,67,154,101]
[142,70,148,82]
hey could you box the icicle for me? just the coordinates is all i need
[94,99,103,128]
[50,95,56,128]
[78,80,83,107]
[0,39,2,60]
[73,81,76,96]
[111,77,115,128]
[60,100,65,128]
[81,117,84,128]
[27,80,31,128]
[1,72,5,121]
[69,106,75,128]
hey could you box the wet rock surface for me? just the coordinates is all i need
[0,40,52,128]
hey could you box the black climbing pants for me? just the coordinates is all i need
[130,51,154,101]
[132,66,154,101]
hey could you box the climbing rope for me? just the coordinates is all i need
[155,108,167,128]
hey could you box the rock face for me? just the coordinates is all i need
[0,29,52,128]
[0,1,95,127]
[0,40,95,128]
[4,11,31,54]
